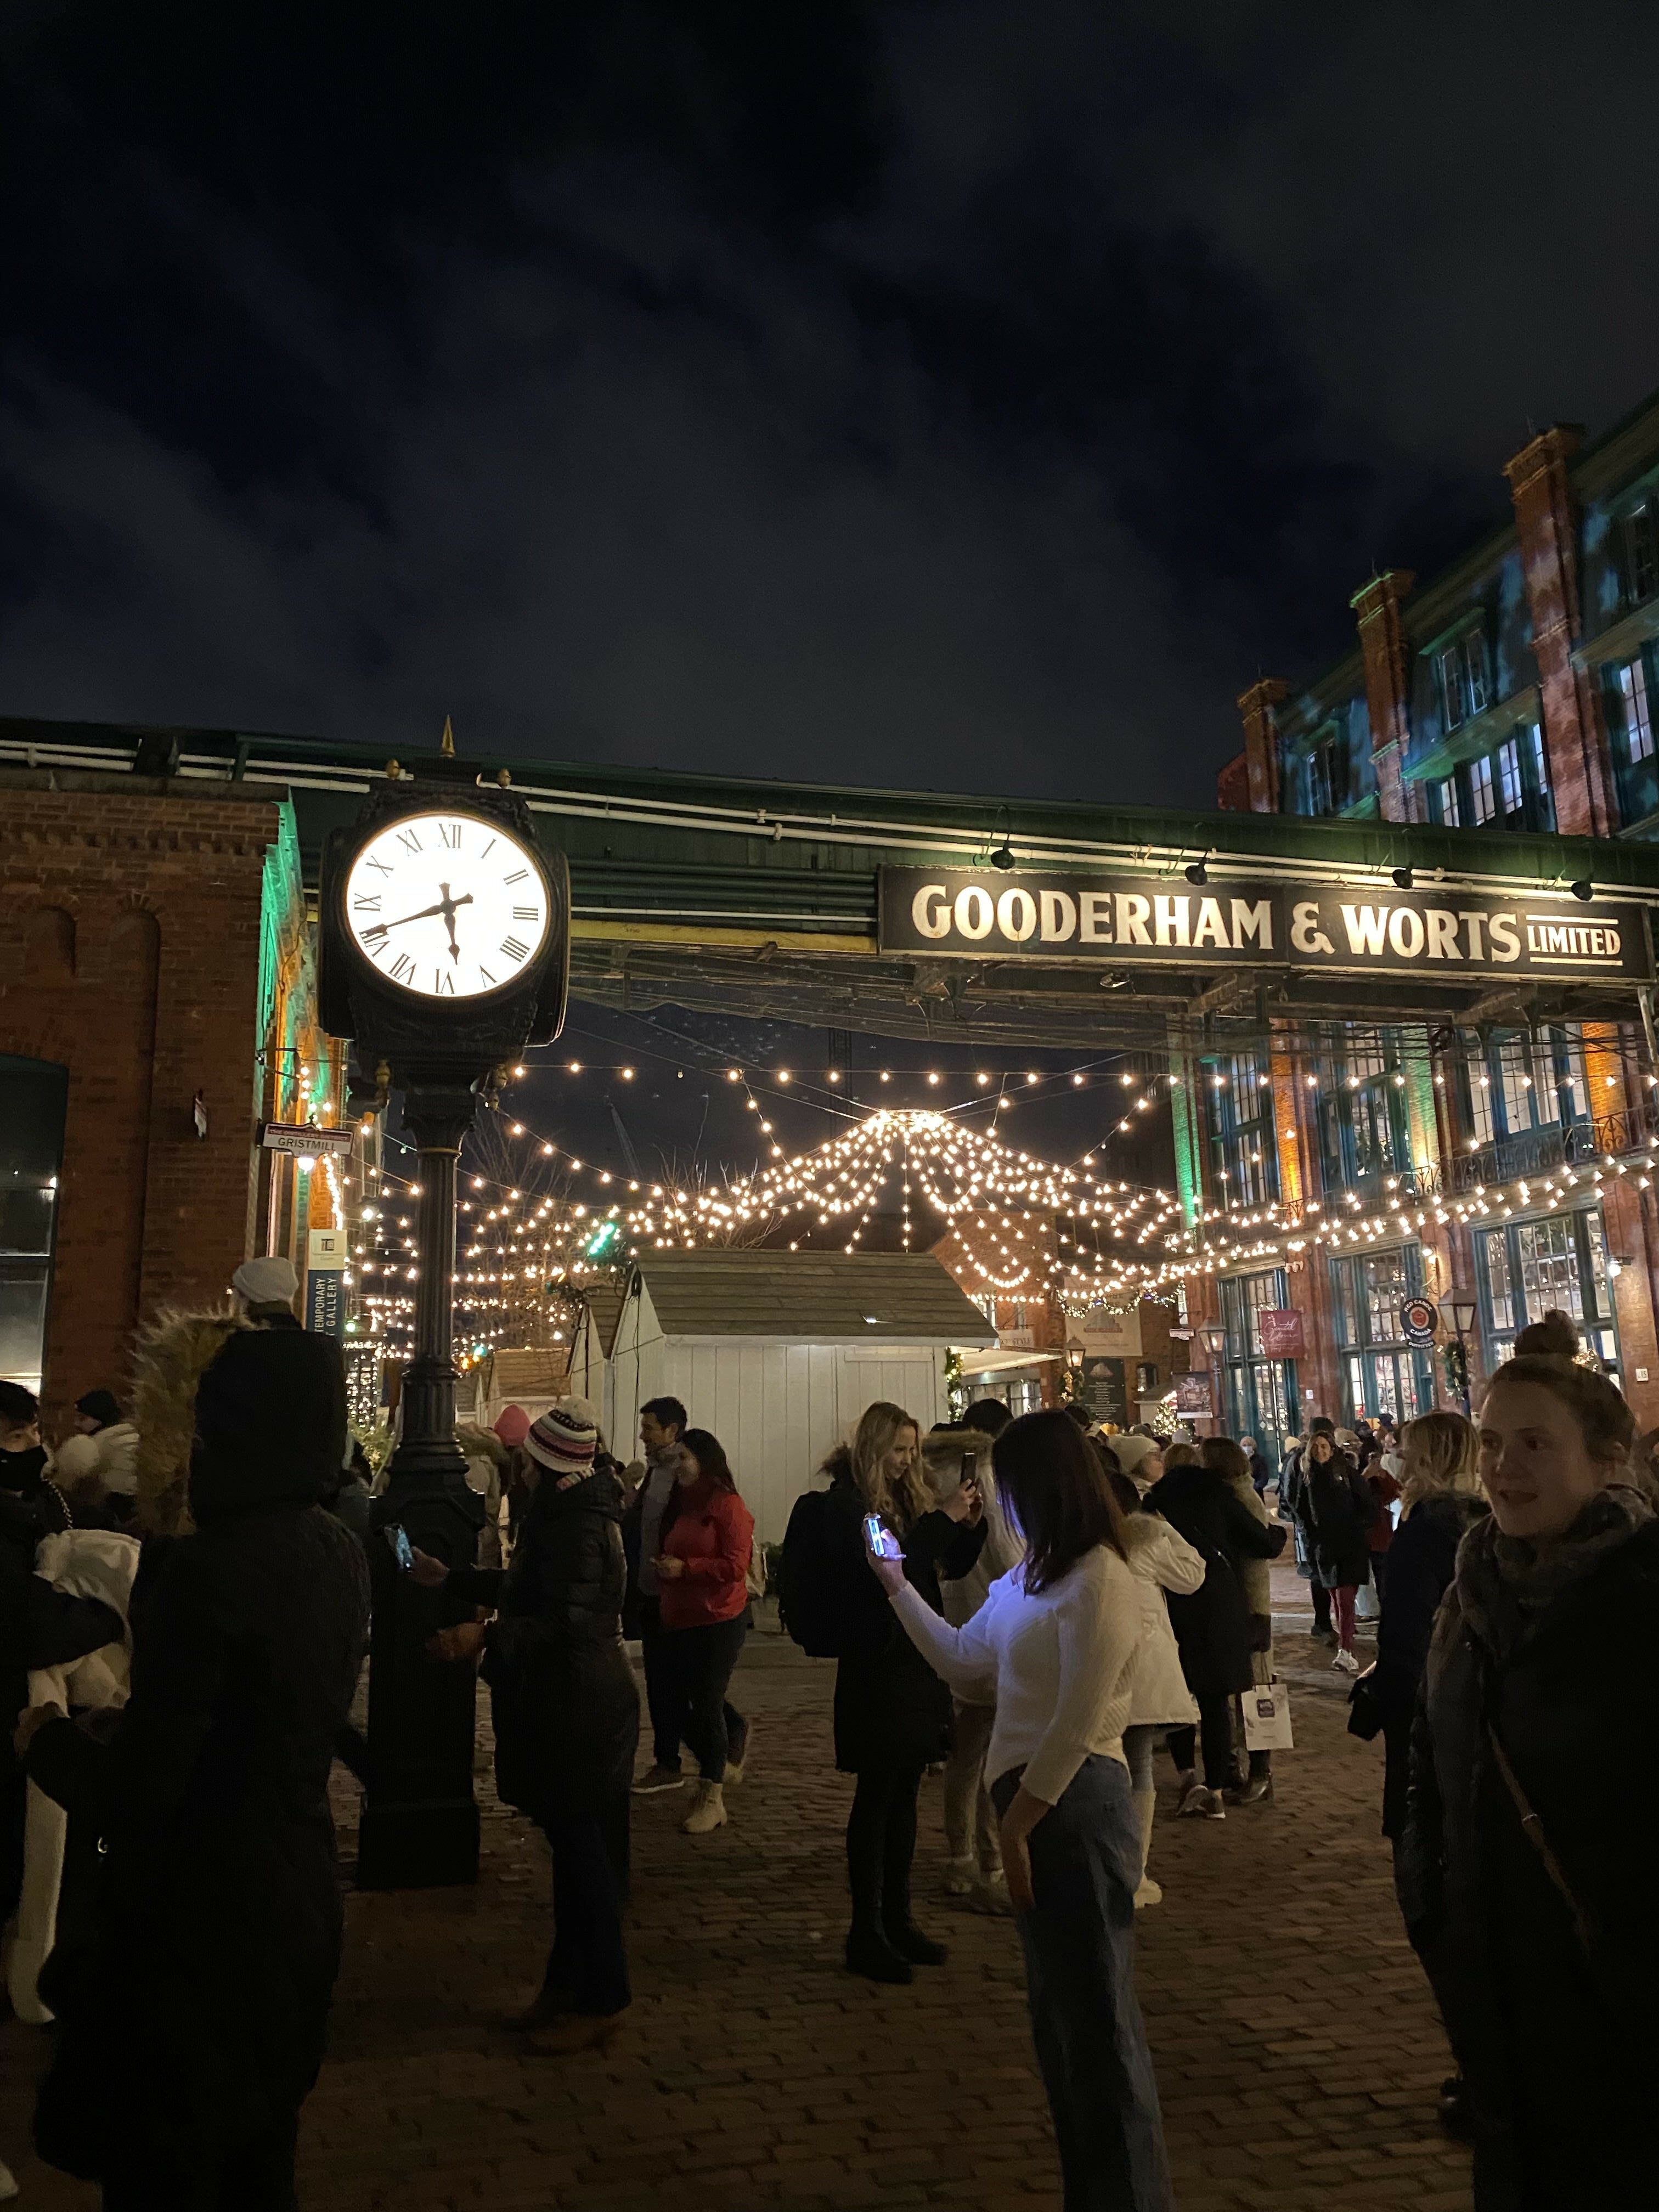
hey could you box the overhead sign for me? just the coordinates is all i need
[877,869,1652,982]
[1401,1296,1439,1348]
[261,1121,356,1158]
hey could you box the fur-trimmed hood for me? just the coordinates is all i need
[131,1307,250,1534]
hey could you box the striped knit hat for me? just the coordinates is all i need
[524,1396,600,1480]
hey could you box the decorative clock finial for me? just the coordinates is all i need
[441,715,455,757]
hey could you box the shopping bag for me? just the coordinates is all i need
[1242,1674,1294,1752]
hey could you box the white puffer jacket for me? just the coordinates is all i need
[1123,1513,1204,1728]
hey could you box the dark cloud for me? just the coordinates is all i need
[2,1,1654,810]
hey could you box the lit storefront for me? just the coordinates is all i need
[1329,1246,1436,1426]
[1216,1267,1300,1456]
[1474,1205,1621,1378]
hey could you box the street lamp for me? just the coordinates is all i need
[1200,1323,1228,1432]
[1440,1291,1478,1415]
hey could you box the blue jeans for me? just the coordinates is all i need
[992,1756,1173,2212]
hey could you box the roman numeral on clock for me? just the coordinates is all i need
[439,821,461,848]
[353,894,381,911]
[396,827,422,854]
[365,856,393,876]
[390,953,414,983]
[500,936,530,962]
[478,965,496,986]
[513,905,537,921]
[504,868,528,885]
[435,970,454,994]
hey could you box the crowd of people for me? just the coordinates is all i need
[4,1278,1655,2210]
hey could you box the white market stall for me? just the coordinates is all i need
[569,1250,996,1544]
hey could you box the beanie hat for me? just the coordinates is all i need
[524,1396,599,1481]
[76,1389,122,1430]
[493,1403,532,1449]
[232,1255,299,1307]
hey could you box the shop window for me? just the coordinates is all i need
[1218,1267,1298,1459]
[1476,1208,1619,1377]
[1457,1026,1588,1156]
[1328,1247,1435,1425]
[0,1056,68,1393]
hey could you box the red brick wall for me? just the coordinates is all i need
[0,775,281,1426]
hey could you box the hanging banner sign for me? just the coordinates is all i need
[1174,1372,1215,1414]
[306,1226,347,1338]
[1256,1308,1306,1357]
[877,870,1652,982]
[261,1121,356,1158]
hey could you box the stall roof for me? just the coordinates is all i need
[578,1282,625,1358]
[630,1251,996,1344]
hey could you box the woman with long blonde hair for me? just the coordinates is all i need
[816,1402,986,1982]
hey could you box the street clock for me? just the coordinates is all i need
[319,777,568,1056]
[342,811,552,1002]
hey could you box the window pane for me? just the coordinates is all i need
[1465,631,1491,715]
[1625,504,1658,605]
[1618,659,1654,765]
[1469,756,1496,825]
[1440,646,1465,729]
[1438,775,1461,827]
[1479,1225,1514,1333]
[1515,1216,1583,1323]
[1497,736,1522,814]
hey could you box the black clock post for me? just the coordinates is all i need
[318,750,568,1889]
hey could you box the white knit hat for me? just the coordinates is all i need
[232,1256,299,1305]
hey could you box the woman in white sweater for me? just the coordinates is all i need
[865,1408,1173,2212]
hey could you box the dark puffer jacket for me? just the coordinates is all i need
[1398,1503,1659,2208]
[450,1461,639,1872]
[25,1328,370,2183]
[1373,1489,1486,1838]
[820,1457,986,1774]
[1293,1451,1373,1588]
[1143,1463,1285,1697]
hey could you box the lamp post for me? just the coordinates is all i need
[1201,1321,1228,1432]
[1440,1291,1478,1415]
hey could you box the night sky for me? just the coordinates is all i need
[8,3,1659,815]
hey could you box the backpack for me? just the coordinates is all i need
[777,1487,848,1657]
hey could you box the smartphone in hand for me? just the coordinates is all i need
[864,1513,901,1561]
[383,1522,415,1573]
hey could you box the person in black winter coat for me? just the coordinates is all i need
[1398,1353,1658,2210]
[18,1323,370,2211]
[420,1396,639,2054]
[1291,1431,1372,1673]
[820,1401,985,1984]
[1144,1444,1285,1818]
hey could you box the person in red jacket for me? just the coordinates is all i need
[654,1427,755,1836]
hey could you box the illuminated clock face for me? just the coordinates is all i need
[343,812,551,1000]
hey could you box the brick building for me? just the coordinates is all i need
[1193,393,1659,1447]
[0,764,344,1421]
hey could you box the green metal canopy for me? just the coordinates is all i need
[6,714,1657,1054]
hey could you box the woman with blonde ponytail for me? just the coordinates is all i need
[816,1402,988,1983]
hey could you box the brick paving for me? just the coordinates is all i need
[3,1581,1471,2210]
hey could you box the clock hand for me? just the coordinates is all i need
[438,883,462,963]
[362,891,475,941]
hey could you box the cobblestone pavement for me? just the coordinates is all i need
[3,1582,1471,2211]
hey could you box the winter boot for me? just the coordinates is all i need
[942,1854,977,1899]
[845,1922,912,1983]
[682,1780,728,1835]
[1132,1785,1161,1908]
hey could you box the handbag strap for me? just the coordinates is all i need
[1485,1723,1600,1970]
